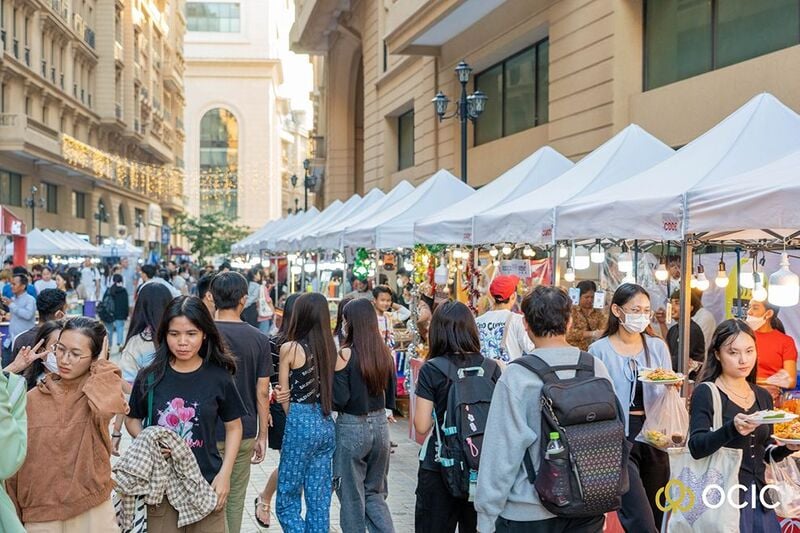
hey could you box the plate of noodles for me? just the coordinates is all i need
[638,368,685,384]
[772,418,800,444]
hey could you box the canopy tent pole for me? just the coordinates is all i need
[272,254,279,304]
[736,247,743,318]
[678,238,694,388]
[633,239,640,282]
[301,254,307,293]
[315,252,320,293]
[340,249,347,299]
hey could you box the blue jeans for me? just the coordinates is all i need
[334,411,395,533]
[258,319,273,335]
[105,319,125,346]
[277,402,336,533]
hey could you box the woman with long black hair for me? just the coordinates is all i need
[413,301,502,533]
[276,292,337,532]
[588,283,672,532]
[334,298,396,532]
[255,293,300,528]
[690,319,800,532]
[126,296,245,532]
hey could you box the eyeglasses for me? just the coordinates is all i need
[619,306,654,319]
[54,343,92,362]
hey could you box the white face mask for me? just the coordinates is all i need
[746,315,766,331]
[43,351,59,374]
[621,312,650,334]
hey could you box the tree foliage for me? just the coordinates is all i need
[174,212,249,262]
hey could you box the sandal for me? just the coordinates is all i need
[254,496,271,528]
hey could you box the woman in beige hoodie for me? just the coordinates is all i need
[7,316,128,532]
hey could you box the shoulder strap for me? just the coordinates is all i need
[144,374,154,428]
[512,351,595,385]
[704,382,723,431]
[428,356,459,382]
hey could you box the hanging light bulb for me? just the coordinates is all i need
[564,261,576,282]
[695,265,710,291]
[303,262,316,274]
[590,239,606,264]
[739,258,755,289]
[618,242,633,273]
[621,273,636,285]
[752,272,768,302]
[489,247,499,258]
[559,245,568,259]
[690,275,698,289]
[452,249,463,260]
[263,258,271,268]
[287,253,298,262]
[502,244,513,256]
[290,264,302,275]
[523,245,534,257]
[715,260,729,288]
[769,252,799,306]
[655,262,669,281]
[574,247,590,270]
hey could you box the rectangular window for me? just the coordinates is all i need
[72,191,86,218]
[186,2,241,32]
[645,0,800,90]
[474,39,549,146]
[45,183,57,213]
[397,110,414,171]
[0,170,21,206]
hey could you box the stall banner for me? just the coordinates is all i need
[408,357,427,445]
[499,259,532,278]
[529,258,551,286]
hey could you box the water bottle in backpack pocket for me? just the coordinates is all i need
[536,432,573,508]
[430,357,498,501]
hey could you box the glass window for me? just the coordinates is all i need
[645,0,800,90]
[199,108,238,218]
[45,183,57,213]
[398,110,414,171]
[186,3,241,33]
[72,191,86,219]
[716,0,799,68]
[118,203,126,225]
[474,39,549,146]
[0,171,21,206]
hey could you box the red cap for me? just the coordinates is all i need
[490,275,519,300]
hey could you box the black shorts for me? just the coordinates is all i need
[268,402,286,450]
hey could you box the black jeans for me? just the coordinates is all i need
[495,515,604,533]
[617,414,668,533]
[414,468,476,533]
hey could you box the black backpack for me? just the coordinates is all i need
[429,356,498,501]
[97,289,116,323]
[512,352,629,518]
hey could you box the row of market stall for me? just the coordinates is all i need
[233,92,800,372]
[18,228,144,259]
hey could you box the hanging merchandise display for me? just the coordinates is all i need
[352,248,370,281]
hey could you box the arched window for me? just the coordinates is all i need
[199,108,238,218]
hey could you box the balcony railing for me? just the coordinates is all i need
[115,104,122,120]
[41,59,47,78]
[60,73,64,89]
[50,67,56,84]
[84,28,96,49]
[24,46,30,66]
[87,94,92,108]
[0,114,17,126]
[80,88,85,103]
[12,39,18,59]
[73,84,78,98]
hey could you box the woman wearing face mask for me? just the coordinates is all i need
[7,317,128,532]
[19,322,64,390]
[689,319,800,532]
[747,300,797,400]
[588,283,672,533]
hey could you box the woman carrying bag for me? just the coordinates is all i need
[682,319,800,533]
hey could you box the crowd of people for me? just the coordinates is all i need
[1,255,799,533]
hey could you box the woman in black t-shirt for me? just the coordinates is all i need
[333,298,396,532]
[127,296,245,533]
[414,301,502,533]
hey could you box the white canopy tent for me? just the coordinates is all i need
[298,188,386,251]
[98,239,143,257]
[24,229,75,256]
[687,147,800,241]
[312,181,415,251]
[46,230,99,256]
[232,218,281,253]
[272,197,355,252]
[555,93,800,241]
[343,169,474,250]
[471,125,674,245]
[282,193,377,252]
[414,146,574,245]
[250,208,320,253]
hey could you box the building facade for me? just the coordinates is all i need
[0,0,185,250]
[292,0,800,206]
[279,101,312,216]
[184,0,315,230]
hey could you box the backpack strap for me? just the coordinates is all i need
[511,351,595,385]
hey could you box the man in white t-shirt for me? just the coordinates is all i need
[78,257,100,302]
[476,275,534,362]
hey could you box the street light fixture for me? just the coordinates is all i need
[432,60,488,183]
[24,185,45,229]
[94,202,109,244]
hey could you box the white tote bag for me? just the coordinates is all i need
[663,382,742,533]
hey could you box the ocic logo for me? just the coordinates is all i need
[656,478,782,512]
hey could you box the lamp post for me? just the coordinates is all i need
[24,185,45,229]
[431,60,488,184]
[294,198,300,214]
[94,202,109,245]
[290,159,318,211]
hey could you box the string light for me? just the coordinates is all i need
[769,251,799,307]
[502,244,512,256]
[618,242,633,273]
[695,265,709,291]
[489,247,499,258]
[574,247,590,270]
[715,254,729,288]
[564,262,575,283]
[523,245,534,258]
[590,239,605,264]
[655,241,668,281]
[752,272,768,302]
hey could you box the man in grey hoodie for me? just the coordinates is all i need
[475,285,614,533]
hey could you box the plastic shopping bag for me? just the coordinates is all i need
[636,387,689,450]
[766,456,800,519]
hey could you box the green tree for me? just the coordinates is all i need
[174,212,249,262]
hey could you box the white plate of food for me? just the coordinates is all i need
[638,368,685,384]
[749,410,799,425]
[772,434,800,445]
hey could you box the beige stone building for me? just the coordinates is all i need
[0,0,185,251]
[292,0,800,206]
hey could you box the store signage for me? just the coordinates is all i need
[499,259,532,278]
